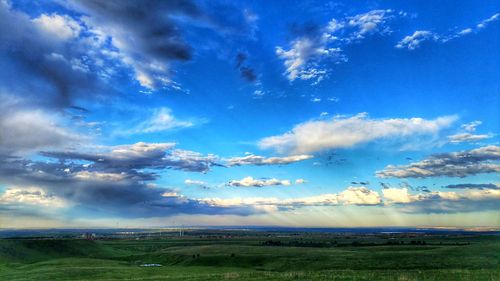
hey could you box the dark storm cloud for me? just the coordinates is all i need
[69,0,199,61]
[1,0,257,112]
[68,0,259,89]
[0,144,257,218]
[40,142,221,173]
[0,1,101,109]
[444,183,499,190]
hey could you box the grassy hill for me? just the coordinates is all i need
[0,234,499,280]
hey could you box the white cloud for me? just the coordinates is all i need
[259,113,457,154]
[199,186,381,210]
[395,30,438,50]
[185,179,207,186]
[448,133,491,143]
[133,108,195,133]
[346,9,394,38]
[447,121,491,143]
[382,187,417,203]
[228,176,291,187]
[461,121,482,132]
[199,185,500,214]
[458,28,472,35]
[477,13,499,29]
[276,9,397,83]
[109,142,176,159]
[276,37,342,83]
[226,154,313,166]
[74,171,127,182]
[338,187,381,205]
[295,178,306,184]
[33,13,82,40]
[397,13,500,50]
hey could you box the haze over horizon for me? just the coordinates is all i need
[0,0,499,229]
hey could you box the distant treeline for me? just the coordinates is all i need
[262,240,470,248]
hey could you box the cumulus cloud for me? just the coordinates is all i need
[226,154,313,166]
[276,10,398,83]
[396,13,500,50]
[228,176,292,187]
[338,187,381,205]
[377,145,500,178]
[207,186,500,214]
[382,187,418,203]
[259,113,457,154]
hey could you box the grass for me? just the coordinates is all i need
[0,233,498,280]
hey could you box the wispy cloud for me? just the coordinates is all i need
[132,108,198,133]
[447,121,492,143]
[396,13,500,50]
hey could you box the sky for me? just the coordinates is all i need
[0,0,499,229]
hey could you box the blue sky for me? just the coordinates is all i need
[0,0,499,228]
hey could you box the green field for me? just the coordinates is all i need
[0,232,499,280]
